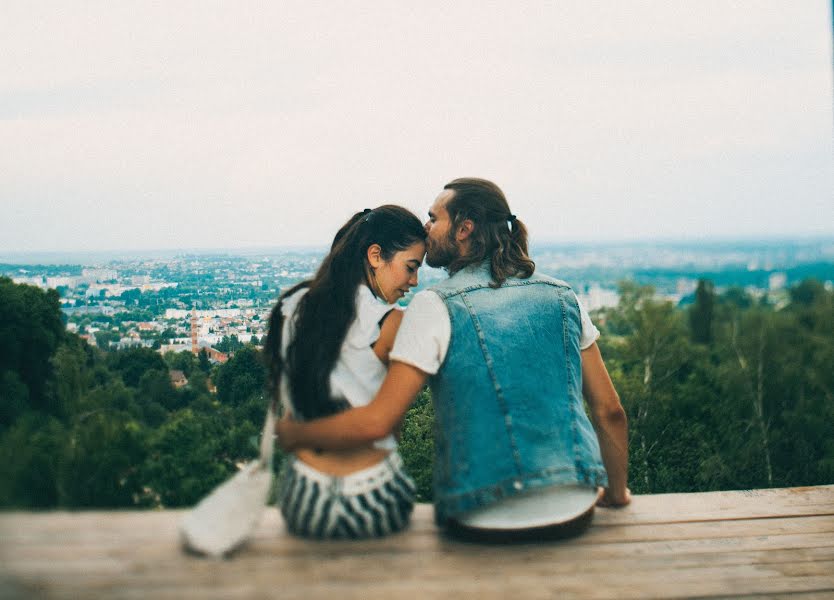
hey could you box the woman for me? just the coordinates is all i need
[263,205,426,539]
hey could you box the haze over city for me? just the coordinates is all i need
[2,2,833,253]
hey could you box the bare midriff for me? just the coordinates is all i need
[294,447,391,476]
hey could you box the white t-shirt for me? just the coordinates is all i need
[281,285,400,451]
[389,289,600,375]
[389,287,601,528]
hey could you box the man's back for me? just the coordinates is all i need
[427,263,607,525]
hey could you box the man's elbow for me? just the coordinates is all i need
[593,397,627,427]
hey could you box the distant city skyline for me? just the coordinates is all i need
[2,2,833,253]
[2,233,834,267]
[4,237,833,271]
[6,240,833,335]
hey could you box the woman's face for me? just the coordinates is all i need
[373,240,426,302]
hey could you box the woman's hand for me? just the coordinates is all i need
[275,415,298,452]
[596,486,632,508]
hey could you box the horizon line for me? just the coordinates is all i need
[2,232,834,259]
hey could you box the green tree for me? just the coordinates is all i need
[120,288,142,305]
[715,308,781,487]
[602,281,700,494]
[108,347,168,388]
[48,334,95,419]
[93,329,120,349]
[689,279,715,344]
[0,371,29,431]
[0,277,65,423]
[197,349,211,373]
[399,388,435,501]
[215,346,265,406]
[789,278,825,307]
[186,369,210,398]
[215,334,243,353]
[59,412,147,508]
[164,350,195,376]
[141,409,234,507]
[138,369,181,412]
[721,287,753,310]
[0,413,66,507]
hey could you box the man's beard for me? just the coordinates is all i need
[425,231,459,268]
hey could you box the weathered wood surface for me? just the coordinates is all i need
[1,485,832,599]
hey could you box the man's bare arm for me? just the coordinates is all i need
[581,342,631,507]
[276,361,428,452]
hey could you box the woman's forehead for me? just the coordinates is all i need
[400,241,426,259]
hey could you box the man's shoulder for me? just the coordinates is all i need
[425,278,458,296]
[424,266,575,297]
[521,271,574,291]
[427,264,495,297]
[405,289,448,313]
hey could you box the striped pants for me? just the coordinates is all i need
[279,452,416,539]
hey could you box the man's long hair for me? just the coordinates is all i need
[443,178,535,287]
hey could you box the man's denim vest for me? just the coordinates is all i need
[428,262,608,525]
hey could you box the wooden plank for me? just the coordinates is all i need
[3,524,834,570]
[4,511,833,558]
[3,562,834,600]
[4,506,833,547]
[5,542,834,578]
[4,483,832,537]
[593,485,834,525]
[4,531,834,589]
[728,594,834,600]
[2,486,833,600]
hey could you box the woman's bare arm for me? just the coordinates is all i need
[581,342,631,507]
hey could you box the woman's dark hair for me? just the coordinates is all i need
[263,205,426,420]
[443,177,535,287]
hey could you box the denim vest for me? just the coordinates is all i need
[428,262,608,525]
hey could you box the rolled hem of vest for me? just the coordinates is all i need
[444,504,595,544]
[433,466,608,526]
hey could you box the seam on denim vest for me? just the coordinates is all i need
[429,274,573,299]
[428,289,466,481]
[458,289,524,475]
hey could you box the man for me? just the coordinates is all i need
[277,178,630,540]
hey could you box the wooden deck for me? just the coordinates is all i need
[1,485,833,599]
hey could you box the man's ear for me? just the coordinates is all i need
[455,219,475,242]
[366,244,384,268]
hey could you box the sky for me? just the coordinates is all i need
[1,1,833,253]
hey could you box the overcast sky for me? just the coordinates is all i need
[1,1,832,253]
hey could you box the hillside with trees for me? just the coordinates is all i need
[1,275,832,508]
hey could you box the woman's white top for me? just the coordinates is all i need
[280,284,400,451]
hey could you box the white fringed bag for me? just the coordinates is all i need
[179,401,276,558]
